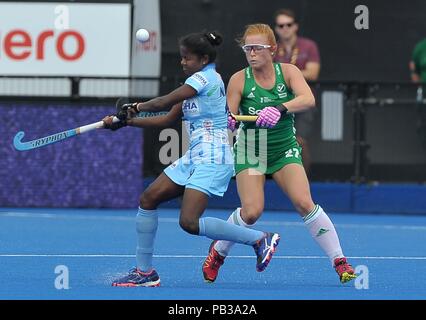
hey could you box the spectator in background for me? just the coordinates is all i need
[410,38,426,83]
[273,8,320,176]
[409,38,426,149]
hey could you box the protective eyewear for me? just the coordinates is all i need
[241,44,272,53]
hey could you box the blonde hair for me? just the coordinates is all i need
[237,23,277,47]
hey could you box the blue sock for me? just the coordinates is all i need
[198,217,264,245]
[136,207,158,272]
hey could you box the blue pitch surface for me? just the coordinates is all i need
[0,207,425,300]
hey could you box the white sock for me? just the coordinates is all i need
[304,204,344,265]
[214,208,254,257]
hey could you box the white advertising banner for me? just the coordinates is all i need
[130,0,161,97]
[131,0,161,78]
[0,2,131,76]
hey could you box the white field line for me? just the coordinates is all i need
[0,254,425,260]
[1,210,426,231]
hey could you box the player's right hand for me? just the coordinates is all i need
[126,103,140,116]
[119,102,138,112]
[118,102,139,119]
[255,106,281,128]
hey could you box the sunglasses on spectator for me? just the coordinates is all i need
[276,23,295,28]
[241,44,272,53]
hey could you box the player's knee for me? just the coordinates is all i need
[179,216,198,235]
[139,191,158,210]
[240,206,263,225]
[294,198,315,215]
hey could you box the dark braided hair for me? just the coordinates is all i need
[179,31,223,63]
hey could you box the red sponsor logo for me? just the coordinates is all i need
[0,29,85,61]
[136,30,158,51]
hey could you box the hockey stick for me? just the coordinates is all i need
[13,117,120,151]
[232,114,257,122]
[13,98,172,151]
[13,110,171,152]
[13,108,253,151]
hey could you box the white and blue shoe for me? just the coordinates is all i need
[253,232,280,272]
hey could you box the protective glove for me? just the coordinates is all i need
[228,113,237,131]
[255,106,281,128]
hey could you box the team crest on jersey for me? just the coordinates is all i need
[203,120,213,130]
[277,83,286,92]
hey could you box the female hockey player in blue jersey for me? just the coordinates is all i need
[103,30,280,287]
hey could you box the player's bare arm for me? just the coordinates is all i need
[127,103,183,128]
[136,84,197,112]
[227,70,245,114]
[280,63,315,113]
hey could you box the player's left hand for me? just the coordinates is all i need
[102,115,127,131]
[255,106,281,128]
[228,113,237,132]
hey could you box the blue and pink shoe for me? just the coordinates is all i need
[253,232,281,272]
[112,268,160,287]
